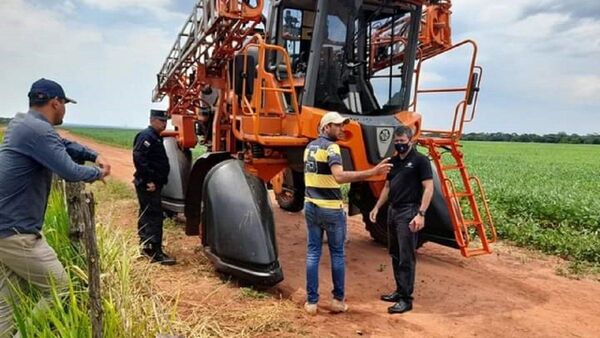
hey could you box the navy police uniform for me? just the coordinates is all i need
[133,110,172,262]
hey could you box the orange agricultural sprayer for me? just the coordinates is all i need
[154,0,496,285]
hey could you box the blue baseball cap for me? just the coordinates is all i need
[150,109,168,121]
[28,78,77,104]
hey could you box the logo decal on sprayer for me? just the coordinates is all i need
[376,127,394,158]
[378,129,391,142]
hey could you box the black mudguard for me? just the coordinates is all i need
[184,152,232,236]
[201,159,283,286]
[161,137,192,214]
[420,165,458,248]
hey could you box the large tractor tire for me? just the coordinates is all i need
[361,204,389,245]
[354,160,460,250]
[274,168,305,212]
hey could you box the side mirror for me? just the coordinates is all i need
[234,53,257,98]
[466,72,479,105]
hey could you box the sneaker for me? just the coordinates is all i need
[304,302,318,315]
[331,299,348,313]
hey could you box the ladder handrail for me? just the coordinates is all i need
[469,176,497,243]
[421,139,497,257]
[412,39,481,141]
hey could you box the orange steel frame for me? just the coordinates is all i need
[370,0,452,74]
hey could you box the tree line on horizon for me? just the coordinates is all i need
[462,132,600,144]
[2,116,598,144]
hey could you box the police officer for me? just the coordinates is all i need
[369,125,433,314]
[133,109,175,265]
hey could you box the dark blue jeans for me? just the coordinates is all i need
[304,202,347,304]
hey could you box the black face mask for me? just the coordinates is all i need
[394,143,410,154]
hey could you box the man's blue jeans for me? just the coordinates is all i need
[304,202,347,304]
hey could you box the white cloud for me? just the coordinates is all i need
[78,0,184,21]
[435,0,600,132]
[0,0,597,133]
[80,0,171,11]
[566,75,600,104]
[0,0,175,127]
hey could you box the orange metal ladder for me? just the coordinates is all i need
[413,40,496,257]
[419,137,496,257]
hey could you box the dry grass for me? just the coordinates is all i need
[92,180,305,337]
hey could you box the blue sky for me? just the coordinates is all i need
[0,0,598,133]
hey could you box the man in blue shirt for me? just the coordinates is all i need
[0,78,110,336]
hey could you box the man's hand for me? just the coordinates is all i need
[371,157,393,176]
[98,167,111,184]
[96,155,111,176]
[409,214,425,232]
[369,207,379,223]
[146,182,156,192]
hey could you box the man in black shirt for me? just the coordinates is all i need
[133,109,175,265]
[370,125,433,313]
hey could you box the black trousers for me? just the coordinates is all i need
[387,204,419,302]
[135,183,164,248]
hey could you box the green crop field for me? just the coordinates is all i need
[63,127,138,149]
[64,126,206,158]
[459,142,600,266]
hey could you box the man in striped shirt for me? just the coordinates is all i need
[303,112,392,314]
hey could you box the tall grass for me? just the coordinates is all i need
[10,184,182,337]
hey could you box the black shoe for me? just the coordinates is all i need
[152,250,177,265]
[142,247,177,265]
[380,291,402,303]
[388,300,412,314]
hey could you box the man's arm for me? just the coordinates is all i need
[409,179,434,232]
[31,130,104,182]
[62,138,111,175]
[419,179,434,213]
[62,139,97,163]
[330,158,392,184]
[369,181,390,223]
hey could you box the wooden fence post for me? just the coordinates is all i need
[65,181,103,338]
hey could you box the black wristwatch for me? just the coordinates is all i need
[418,210,426,217]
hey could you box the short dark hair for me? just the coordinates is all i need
[29,96,51,108]
[394,125,414,139]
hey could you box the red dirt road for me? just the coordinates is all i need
[64,131,600,337]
